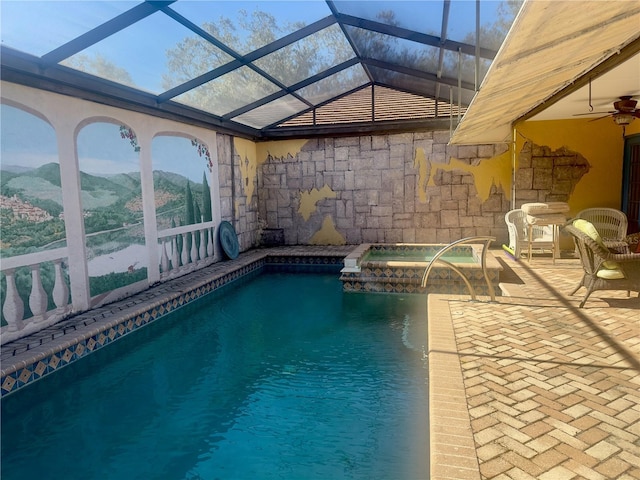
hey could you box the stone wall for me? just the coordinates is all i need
[515,141,590,206]
[257,131,512,246]
[218,132,591,250]
[216,133,262,251]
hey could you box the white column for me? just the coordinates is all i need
[139,133,160,283]
[57,125,90,311]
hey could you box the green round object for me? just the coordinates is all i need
[219,221,239,259]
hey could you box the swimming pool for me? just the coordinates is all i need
[1,272,429,479]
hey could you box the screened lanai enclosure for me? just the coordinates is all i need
[2,0,639,346]
[0,0,523,340]
[1,0,519,139]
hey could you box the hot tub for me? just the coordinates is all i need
[340,243,502,296]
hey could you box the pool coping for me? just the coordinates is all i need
[428,294,483,480]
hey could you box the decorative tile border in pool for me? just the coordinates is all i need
[340,243,502,296]
[0,248,350,397]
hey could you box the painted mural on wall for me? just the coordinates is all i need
[152,136,212,230]
[77,122,146,298]
[0,104,69,324]
[151,135,214,265]
[1,105,65,254]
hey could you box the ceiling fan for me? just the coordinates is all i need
[574,95,640,126]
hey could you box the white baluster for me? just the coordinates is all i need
[171,236,179,273]
[2,268,24,332]
[52,259,69,313]
[29,264,48,323]
[181,233,189,267]
[207,227,214,258]
[190,231,198,263]
[160,240,170,274]
[199,229,206,262]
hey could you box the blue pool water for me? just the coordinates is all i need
[1,272,429,479]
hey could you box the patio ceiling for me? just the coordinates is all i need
[450,0,640,145]
[0,0,519,140]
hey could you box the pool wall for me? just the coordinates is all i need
[340,243,502,295]
[0,249,348,397]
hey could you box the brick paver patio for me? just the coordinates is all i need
[429,252,640,480]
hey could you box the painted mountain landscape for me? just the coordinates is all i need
[1,162,207,257]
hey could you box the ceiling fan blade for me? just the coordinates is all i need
[588,114,612,122]
[572,111,614,117]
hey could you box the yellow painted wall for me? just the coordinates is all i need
[256,139,308,162]
[299,185,337,221]
[425,151,512,202]
[234,137,308,204]
[517,118,639,215]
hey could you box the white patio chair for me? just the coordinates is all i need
[504,209,555,259]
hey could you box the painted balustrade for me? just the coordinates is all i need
[1,247,71,344]
[157,222,217,280]
[0,224,218,344]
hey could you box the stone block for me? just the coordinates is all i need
[532,169,553,189]
[344,170,355,190]
[532,156,553,169]
[482,194,503,212]
[371,205,393,217]
[516,168,533,189]
[276,190,290,208]
[551,179,573,195]
[459,216,474,227]
[478,144,495,158]
[422,211,440,227]
[393,214,414,228]
[441,199,459,210]
[415,229,438,243]
[362,228,380,243]
[458,145,478,159]
[514,191,538,204]
[402,228,416,243]
[441,210,460,227]
[433,130,451,144]
[261,174,281,188]
[373,149,390,169]
[365,175,382,190]
[389,133,413,145]
[360,136,372,151]
[380,190,393,205]
[302,176,316,190]
[367,190,379,206]
[335,160,349,172]
[335,136,359,147]
[473,215,494,227]
[452,184,469,200]
[353,190,369,206]
[335,147,349,161]
[384,229,403,243]
[467,197,482,215]
[367,216,379,228]
[554,165,575,180]
[372,135,388,150]
[303,161,316,176]
[325,155,335,172]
